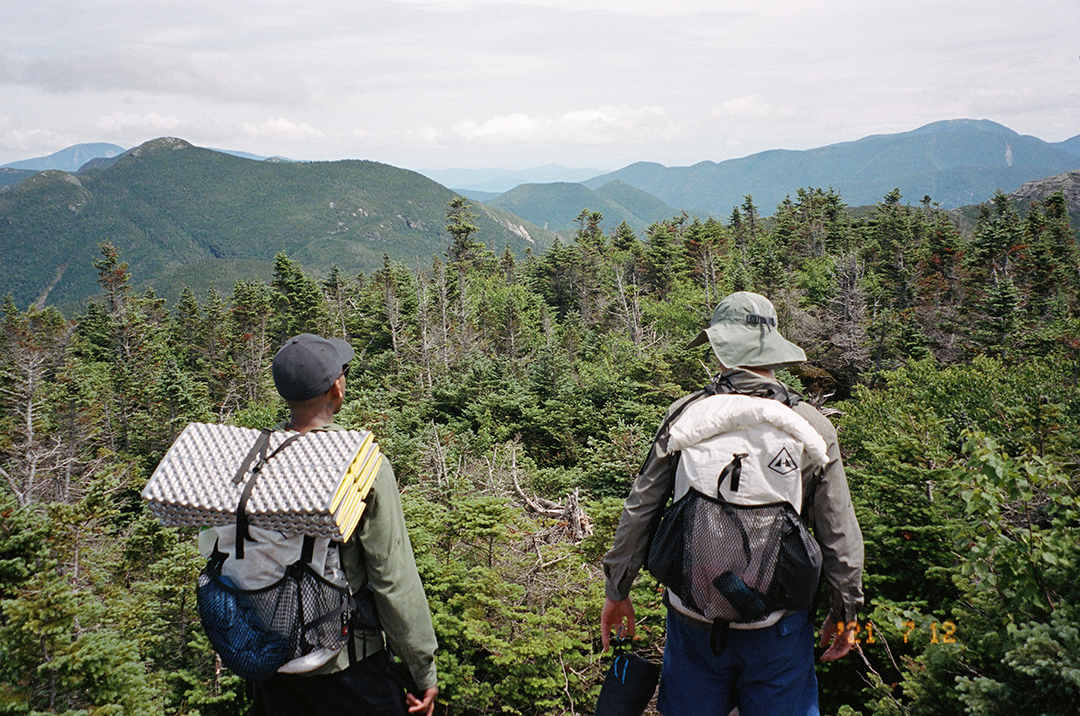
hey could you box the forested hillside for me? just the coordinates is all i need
[1,187,1078,715]
[484,180,676,232]
[0,138,555,311]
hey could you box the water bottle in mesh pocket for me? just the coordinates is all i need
[197,548,350,681]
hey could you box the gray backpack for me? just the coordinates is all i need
[194,430,370,680]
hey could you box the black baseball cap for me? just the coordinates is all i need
[272,334,355,402]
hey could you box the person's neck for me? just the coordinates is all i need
[285,406,335,434]
[722,366,776,380]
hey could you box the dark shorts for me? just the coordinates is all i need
[251,650,407,716]
[657,610,819,716]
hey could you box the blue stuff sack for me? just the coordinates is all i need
[196,564,291,681]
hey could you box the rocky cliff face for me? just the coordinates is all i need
[1011,170,1080,212]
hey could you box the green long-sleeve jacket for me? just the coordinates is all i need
[302,423,438,690]
[602,369,864,625]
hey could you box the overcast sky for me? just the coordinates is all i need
[1,0,1077,172]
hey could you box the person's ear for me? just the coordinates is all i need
[329,375,345,400]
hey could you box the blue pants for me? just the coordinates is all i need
[657,610,819,716]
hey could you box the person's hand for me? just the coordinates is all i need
[819,615,855,662]
[406,686,438,715]
[601,597,636,651]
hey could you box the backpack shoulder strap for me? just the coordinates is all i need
[233,430,305,559]
[711,373,802,407]
[642,381,724,550]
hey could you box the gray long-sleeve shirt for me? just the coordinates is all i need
[602,369,864,624]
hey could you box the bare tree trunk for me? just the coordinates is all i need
[614,267,641,345]
[829,252,871,380]
[436,262,450,370]
[415,265,434,391]
[384,280,403,359]
[1,330,71,506]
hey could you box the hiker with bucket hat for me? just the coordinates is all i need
[600,292,864,716]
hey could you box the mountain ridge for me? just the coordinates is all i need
[583,119,1080,214]
[0,138,555,311]
[1,142,127,172]
[484,179,676,232]
[420,165,605,194]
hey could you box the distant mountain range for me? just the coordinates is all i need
[582,119,1080,215]
[4,119,1080,311]
[0,138,554,311]
[436,119,1080,230]
[2,142,127,172]
[420,165,604,194]
[1,144,130,191]
[485,180,676,233]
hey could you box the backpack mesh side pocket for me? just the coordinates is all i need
[765,510,822,612]
[197,556,350,680]
[646,493,689,597]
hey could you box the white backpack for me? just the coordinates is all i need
[670,394,828,509]
[648,393,827,652]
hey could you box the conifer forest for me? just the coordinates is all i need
[2,188,1079,715]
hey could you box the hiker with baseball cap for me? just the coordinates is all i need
[600,292,864,716]
[252,334,439,716]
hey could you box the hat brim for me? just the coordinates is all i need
[327,337,356,366]
[696,322,806,370]
[686,329,710,350]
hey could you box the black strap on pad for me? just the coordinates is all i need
[232,429,273,485]
[234,431,304,559]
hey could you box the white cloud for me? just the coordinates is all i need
[0,52,311,105]
[241,118,324,143]
[1,0,1077,167]
[448,105,679,147]
[711,96,794,121]
[0,116,71,157]
[407,127,442,147]
[98,113,183,133]
[387,0,746,18]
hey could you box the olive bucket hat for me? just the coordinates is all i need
[687,291,806,370]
